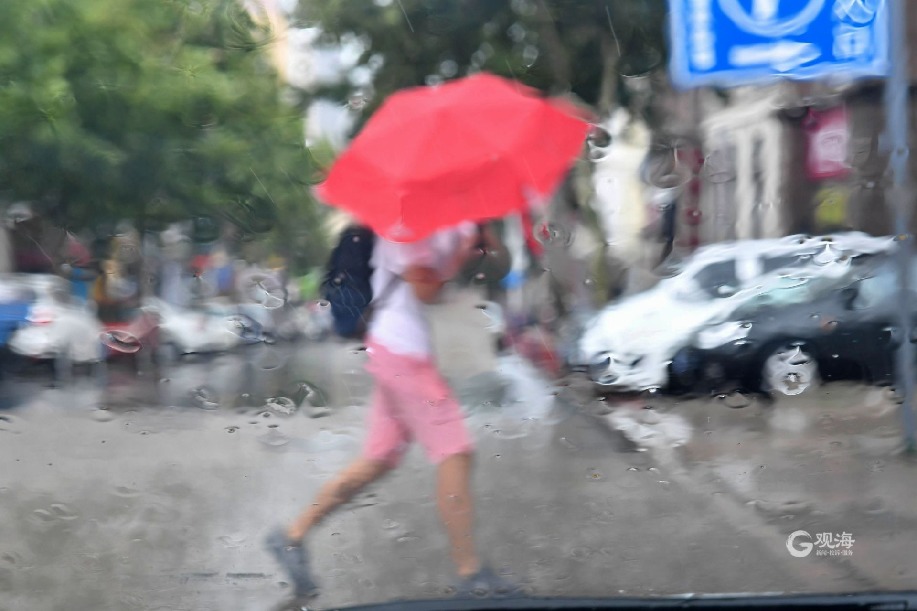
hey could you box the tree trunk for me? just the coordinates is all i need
[597,32,620,116]
[535,1,571,92]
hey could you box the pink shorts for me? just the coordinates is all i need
[362,339,473,467]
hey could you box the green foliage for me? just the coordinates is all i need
[294,0,667,128]
[0,0,326,266]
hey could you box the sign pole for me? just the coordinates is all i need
[883,0,917,452]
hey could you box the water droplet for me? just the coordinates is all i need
[258,429,290,448]
[32,509,55,522]
[218,534,246,548]
[863,497,888,514]
[266,396,297,416]
[225,426,238,433]
[718,391,751,409]
[1,551,23,566]
[570,546,594,559]
[91,409,116,422]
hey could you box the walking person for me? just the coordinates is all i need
[266,221,519,601]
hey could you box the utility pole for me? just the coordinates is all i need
[883,0,917,452]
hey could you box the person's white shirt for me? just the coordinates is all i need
[369,222,477,358]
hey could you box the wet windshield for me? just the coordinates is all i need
[2,1,917,610]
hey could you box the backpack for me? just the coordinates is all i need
[321,225,376,339]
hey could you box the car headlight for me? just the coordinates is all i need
[696,321,752,350]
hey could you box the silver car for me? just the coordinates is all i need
[4,274,106,379]
[574,232,899,392]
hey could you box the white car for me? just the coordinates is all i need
[574,232,898,392]
[4,274,106,375]
[145,297,245,359]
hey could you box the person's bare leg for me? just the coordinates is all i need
[436,452,480,578]
[287,457,391,541]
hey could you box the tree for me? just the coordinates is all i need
[292,0,668,128]
[291,0,670,303]
[0,0,326,268]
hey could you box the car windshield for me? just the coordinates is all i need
[4,1,917,610]
[0,284,37,304]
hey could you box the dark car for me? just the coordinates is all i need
[670,255,917,397]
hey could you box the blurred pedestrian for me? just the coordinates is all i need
[267,221,520,601]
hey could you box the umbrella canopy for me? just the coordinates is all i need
[315,73,591,242]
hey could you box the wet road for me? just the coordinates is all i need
[1,339,916,610]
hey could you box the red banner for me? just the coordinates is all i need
[805,106,851,180]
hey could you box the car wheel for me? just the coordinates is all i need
[762,343,820,396]
[670,347,712,393]
[159,342,181,365]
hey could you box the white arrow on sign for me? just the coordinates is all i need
[728,41,821,72]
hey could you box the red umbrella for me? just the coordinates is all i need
[315,73,591,242]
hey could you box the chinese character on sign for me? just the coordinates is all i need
[838,532,855,549]
[834,24,872,60]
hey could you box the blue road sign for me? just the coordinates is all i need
[669,0,890,88]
